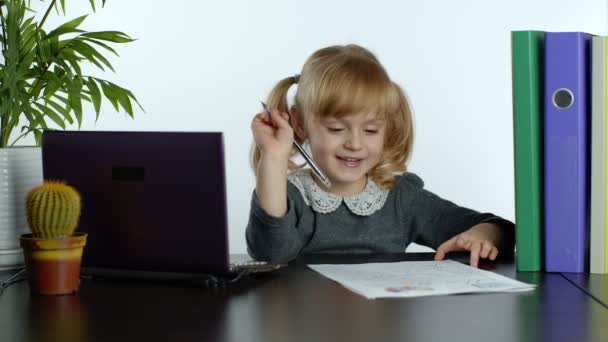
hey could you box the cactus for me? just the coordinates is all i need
[26,181,81,239]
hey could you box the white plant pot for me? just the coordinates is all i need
[0,147,43,270]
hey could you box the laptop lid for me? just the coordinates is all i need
[41,131,231,275]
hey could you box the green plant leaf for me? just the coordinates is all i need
[6,0,23,63]
[68,94,82,126]
[54,58,77,78]
[67,78,83,126]
[58,0,67,15]
[34,102,65,129]
[45,97,73,125]
[19,17,37,57]
[33,129,42,145]
[42,70,64,97]
[60,48,84,76]
[99,80,119,111]
[114,85,133,117]
[86,0,107,12]
[20,44,38,67]
[78,92,91,103]
[46,35,61,59]
[34,28,47,65]
[51,92,69,105]
[80,31,134,43]
[21,105,46,130]
[109,82,133,117]
[82,37,118,56]
[29,78,46,99]
[86,77,101,117]
[69,39,113,71]
[45,15,87,40]
[115,87,144,112]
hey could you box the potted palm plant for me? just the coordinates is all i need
[0,0,141,270]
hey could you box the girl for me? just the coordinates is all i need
[247,44,514,267]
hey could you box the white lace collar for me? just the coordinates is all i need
[287,169,390,216]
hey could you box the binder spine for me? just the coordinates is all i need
[544,32,591,273]
[511,31,544,271]
[591,36,608,274]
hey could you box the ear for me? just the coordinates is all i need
[290,105,307,141]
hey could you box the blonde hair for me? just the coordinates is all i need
[251,44,414,189]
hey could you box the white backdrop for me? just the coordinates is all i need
[25,0,608,253]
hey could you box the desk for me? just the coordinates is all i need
[1,253,607,342]
[561,272,608,308]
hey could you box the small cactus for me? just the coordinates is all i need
[26,181,81,239]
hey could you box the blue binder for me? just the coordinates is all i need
[543,32,591,273]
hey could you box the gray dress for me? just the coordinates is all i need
[246,170,515,263]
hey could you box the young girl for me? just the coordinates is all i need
[246,44,514,267]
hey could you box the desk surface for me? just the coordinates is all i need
[561,272,608,309]
[1,253,607,342]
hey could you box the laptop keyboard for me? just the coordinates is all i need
[228,260,286,274]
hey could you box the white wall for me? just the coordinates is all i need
[28,0,608,253]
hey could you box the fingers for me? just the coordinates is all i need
[456,234,471,250]
[252,110,291,132]
[269,110,291,128]
[253,110,291,130]
[436,233,501,267]
[489,247,499,260]
[469,241,499,268]
[434,245,447,261]
[434,236,457,261]
[252,112,271,128]
[469,241,482,268]
[479,241,493,259]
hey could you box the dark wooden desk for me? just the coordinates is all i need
[561,272,608,309]
[1,253,607,342]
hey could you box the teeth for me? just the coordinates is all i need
[340,157,360,162]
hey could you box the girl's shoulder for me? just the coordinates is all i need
[391,172,429,205]
[394,172,425,190]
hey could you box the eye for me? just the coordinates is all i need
[365,129,379,134]
[327,127,344,132]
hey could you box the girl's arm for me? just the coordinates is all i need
[248,109,306,262]
[398,173,515,266]
[256,154,289,217]
[246,185,305,263]
[251,109,294,217]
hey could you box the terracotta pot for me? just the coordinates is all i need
[19,232,87,295]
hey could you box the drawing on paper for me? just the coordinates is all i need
[385,284,434,292]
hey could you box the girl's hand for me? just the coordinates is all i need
[251,109,294,161]
[434,223,501,267]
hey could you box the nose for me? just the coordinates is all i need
[344,131,362,150]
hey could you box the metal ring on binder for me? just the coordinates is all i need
[552,88,574,109]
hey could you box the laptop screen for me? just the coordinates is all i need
[41,131,230,275]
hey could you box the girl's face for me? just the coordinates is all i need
[304,112,386,196]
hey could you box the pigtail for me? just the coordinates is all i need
[369,82,414,189]
[250,75,300,175]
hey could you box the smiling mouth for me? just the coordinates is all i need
[337,156,364,162]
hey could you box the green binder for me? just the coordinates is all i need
[511,31,544,271]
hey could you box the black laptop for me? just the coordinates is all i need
[41,131,282,280]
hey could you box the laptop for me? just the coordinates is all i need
[41,131,283,281]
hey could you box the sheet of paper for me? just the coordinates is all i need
[307,260,536,299]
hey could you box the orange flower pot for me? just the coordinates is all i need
[19,232,87,295]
